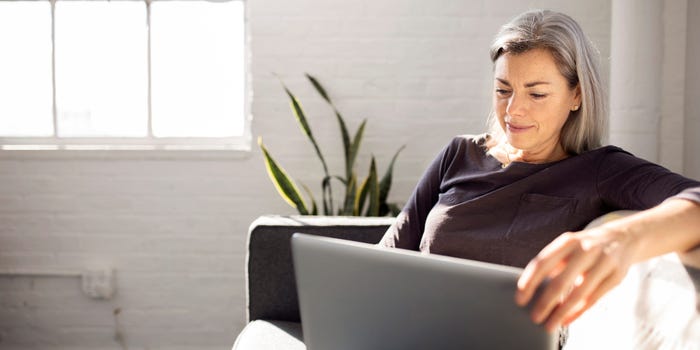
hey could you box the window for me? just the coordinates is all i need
[0,0,247,151]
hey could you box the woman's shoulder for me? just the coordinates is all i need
[575,144,662,175]
[447,133,491,149]
[443,134,491,158]
[435,134,496,170]
[578,145,638,162]
[590,144,629,154]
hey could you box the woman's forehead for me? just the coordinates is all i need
[493,49,565,84]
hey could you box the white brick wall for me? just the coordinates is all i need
[659,0,687,173]
[0,1,614,349]
[684,0,700,179]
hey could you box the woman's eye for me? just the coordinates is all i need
[530,93,547,99]
[495,89,511,96]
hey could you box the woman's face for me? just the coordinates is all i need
[493,48,581,158]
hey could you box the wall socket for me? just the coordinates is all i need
[81,268,116,300]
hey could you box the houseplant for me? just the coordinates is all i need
[258,73,404,216]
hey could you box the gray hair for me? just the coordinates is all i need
[487,9,606,154]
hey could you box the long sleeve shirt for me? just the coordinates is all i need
[379,135,700,267]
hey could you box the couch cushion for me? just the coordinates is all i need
[232,320,305,350]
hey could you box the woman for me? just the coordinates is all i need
[379,9,700,333]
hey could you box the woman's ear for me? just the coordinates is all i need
[569,84,582,112]
[573,84,582,108]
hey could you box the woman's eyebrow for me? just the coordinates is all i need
[495,78,511,86]
[496,78,551,88]
[524,81,551,88]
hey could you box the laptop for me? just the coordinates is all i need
[291,233,558,350]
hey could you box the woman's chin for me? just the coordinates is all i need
[505,136,529,150]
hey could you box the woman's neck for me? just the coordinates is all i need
[489,140,568,168]
[505,143,568,164]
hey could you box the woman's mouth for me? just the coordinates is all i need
[506,123,533,133]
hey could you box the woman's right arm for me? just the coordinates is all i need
[379,137,460,250]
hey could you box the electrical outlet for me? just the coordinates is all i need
[81,268,116,300]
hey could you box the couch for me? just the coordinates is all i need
[233,213,700,350]
[233,215,395,350]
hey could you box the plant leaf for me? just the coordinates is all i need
[258,137,309,215]
[305,73,333,105]
[279,78,330,177]
[348,119,367,178]
[336,110,352,181]
[306,74,354,184]
[388,203,402,216]
[365,156,380,217]
[355,173,370,216]
[342,174,357,216]
[379,145,406,205]
[276,75,335,215]
[300,183,318,216]
[333,175,347,186]
[322,176,334,216]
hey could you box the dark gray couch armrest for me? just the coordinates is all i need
[245,215,394,322]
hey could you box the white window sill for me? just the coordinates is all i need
[0,137,253,160]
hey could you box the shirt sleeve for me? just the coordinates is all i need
[378,137,462,250]
[596,148,700,210]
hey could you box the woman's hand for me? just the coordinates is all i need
[515,200,700,332]
[514,225,639,332]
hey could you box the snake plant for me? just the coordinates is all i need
[259,73,404,216]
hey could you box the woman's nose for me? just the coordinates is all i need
[506,93,526,117]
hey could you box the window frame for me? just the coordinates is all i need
[0,0,251,153]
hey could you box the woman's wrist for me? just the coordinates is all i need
[597,200,700,264]
[596,219,646,265]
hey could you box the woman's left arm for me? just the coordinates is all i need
[514,198,700,332]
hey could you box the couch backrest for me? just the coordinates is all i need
[246,215,394,322]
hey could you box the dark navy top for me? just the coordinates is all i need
[379,135,700,267]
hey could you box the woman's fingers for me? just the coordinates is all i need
[529,242,600,325]
[518,230,632,331]
[516,233,578,306]
[561,270,622,326]
[542,252,615,330]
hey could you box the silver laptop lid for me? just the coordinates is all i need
[292,233,558,350]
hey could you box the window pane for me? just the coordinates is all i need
[55,1,148,137]
[0,1,53,136]
[151,0,244,137]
